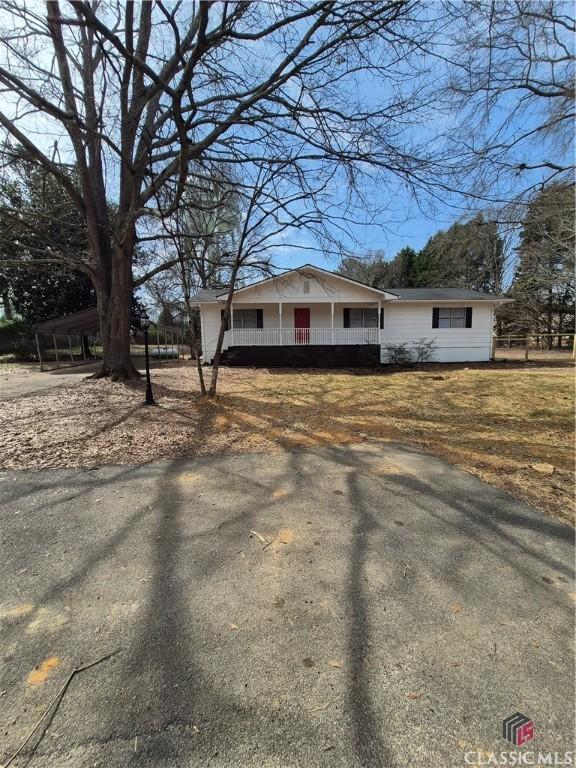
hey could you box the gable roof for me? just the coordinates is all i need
[391,288,512,302]
[190,267,512,304]
[190,264,397,303]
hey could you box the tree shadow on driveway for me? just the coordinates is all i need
[0,441,573,767]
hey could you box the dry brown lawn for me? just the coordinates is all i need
[0,361,573,524]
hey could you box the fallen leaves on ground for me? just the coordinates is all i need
[0,361,573,523]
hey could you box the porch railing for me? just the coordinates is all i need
[227,327,379,346]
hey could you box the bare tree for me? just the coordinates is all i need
[204,156,353,397]
[0,1,440,379]
[443,0,575,202]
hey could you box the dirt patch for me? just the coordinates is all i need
[0,362,573,523]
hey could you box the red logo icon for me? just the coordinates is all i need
[503,713,535,747]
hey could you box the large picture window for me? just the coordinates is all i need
[347,308,378,328]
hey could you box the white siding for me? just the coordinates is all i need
[233,270,386,303]
[200,304,228,361]
[200,302,380,361]
[200,296,496,365]
[278,303,377,328]
[381,302,495,363]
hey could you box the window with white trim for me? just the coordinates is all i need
[233,309,258,328]
[438,307,466,328]
[349,308,378,328]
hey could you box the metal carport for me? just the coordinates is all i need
[33,308,186,370]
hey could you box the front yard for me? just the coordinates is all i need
[0,362,573,522]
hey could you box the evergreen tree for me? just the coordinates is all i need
[0,163,96,323]
[7,267,95,325]
[377,247,418,288]
[413,215,505,291]
[337,251,387,287]
[0,163,148,326]
[507,184,575,344]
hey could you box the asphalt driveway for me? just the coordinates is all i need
[0,364,100,400]
[0,442,573,767]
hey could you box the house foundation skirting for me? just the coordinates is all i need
[221,344,380,368]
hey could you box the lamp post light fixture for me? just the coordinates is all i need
[141,313,155,405]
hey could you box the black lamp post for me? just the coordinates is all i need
[141,313,155,405]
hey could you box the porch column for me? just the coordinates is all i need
[230,302,234,345]
[331,302,334,345]
[377,301,381,344]
[278,302,283,345]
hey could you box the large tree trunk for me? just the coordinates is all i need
[208,258,241,397]
[191,323,206,396]
[1,288,12,320]
[92,246,140,380]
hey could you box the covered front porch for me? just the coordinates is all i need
[224,301,383,347]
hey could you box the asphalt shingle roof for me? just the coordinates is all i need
[389,288,509,301]
[190,289,226,303]
[191,284,510,303]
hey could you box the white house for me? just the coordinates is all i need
[191,265,512,367]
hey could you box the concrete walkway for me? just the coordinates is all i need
[0,442,573,767]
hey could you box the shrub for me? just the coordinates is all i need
[413,338,437,363]
[0,318,36,361]
[383,343,413,365]
[383,339,437,365]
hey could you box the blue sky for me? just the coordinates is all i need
[0,1,571,281]
[271,2,575,273]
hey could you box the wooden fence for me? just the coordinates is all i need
[492,333,575,362]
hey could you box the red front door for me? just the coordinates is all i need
[294,308,310,344]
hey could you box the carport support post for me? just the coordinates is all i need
[68,334,74,362]
[53,334,59,369]
[35,333,43,372]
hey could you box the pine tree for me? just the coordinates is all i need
[378,247,418,288]
[414,215,505,291]
[509,184,575,344]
